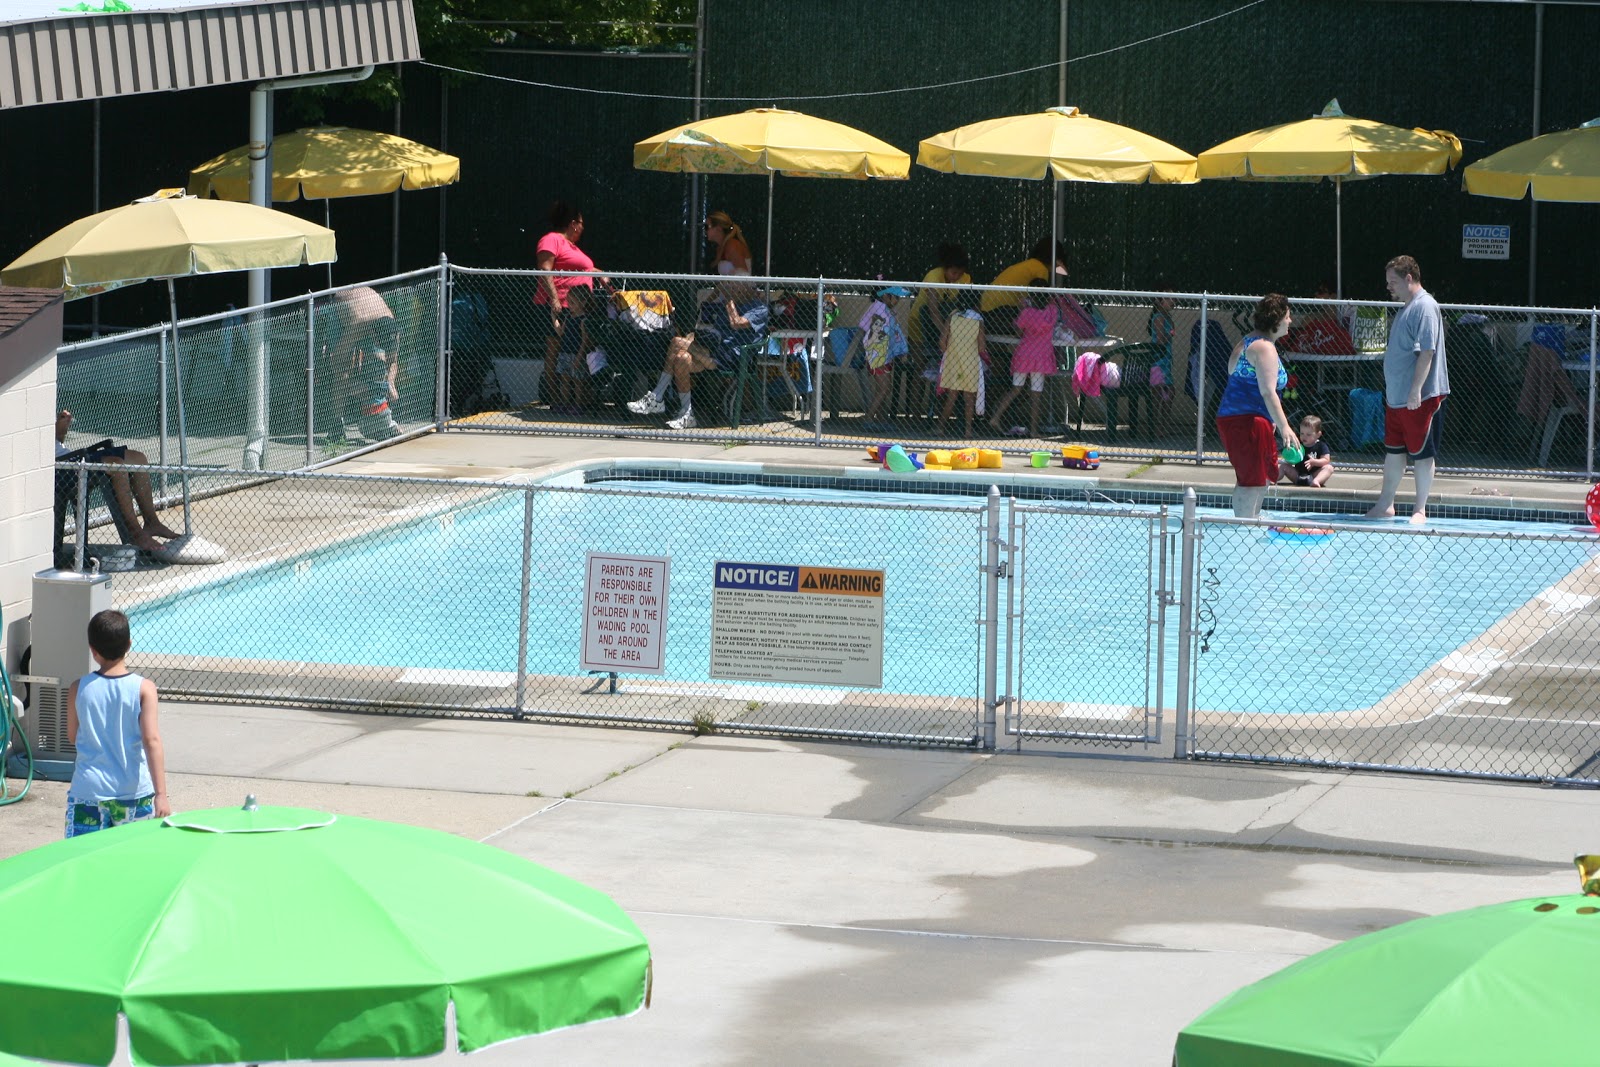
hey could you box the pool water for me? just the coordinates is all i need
[131,479,1597,713]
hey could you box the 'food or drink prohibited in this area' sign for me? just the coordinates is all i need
[581,553,670,675]
[1461,224,1510,260]
[709,560,885,688]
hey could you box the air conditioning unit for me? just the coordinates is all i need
[22,568,113,762]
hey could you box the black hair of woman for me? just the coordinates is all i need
[937,242,970,271]
[548,200,583,232]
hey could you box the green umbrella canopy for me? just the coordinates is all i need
[1176,886,1600,1066]
[0,801,649,1067]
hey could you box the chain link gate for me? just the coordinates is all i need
[998,499,1172,747]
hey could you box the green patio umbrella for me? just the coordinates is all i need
[0,799,650,1066]
[1175,860,1600,1066]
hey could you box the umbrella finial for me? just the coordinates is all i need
[1576,855,1600,895]
[1048,106,1082,118]
[242,794,259,812]
[1319,99,1346,119]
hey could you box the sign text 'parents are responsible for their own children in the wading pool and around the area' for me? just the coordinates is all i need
[709,561,886,688]
[581,552,670,675]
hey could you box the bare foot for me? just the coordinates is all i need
[131,531,164,553]
[144,521,182,540]
[1408,511,1428,525]
[1366,503,1395,518]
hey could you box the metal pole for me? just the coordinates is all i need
[1193,292,1209,461]
[513,485,535,719]
[74,464,88,572]
[1002,494,1018,745]
[392,65,403,276]
[1155,504,1169,738]
[1528,2,1545,304]
[982,485,1001,750]
[157,329,169,499]
[91,99,101,339]
[305,293,317,468]
[1056,0,1068,257]
[439,78,450,263]
[1172,487,1197,759]
[688,0,706,273]
[1588,307,1596,477]
[437,256,452,428]
[813,276,825,443]
[1334,178,1342,300]
[765,171,774,279]
[169,281,193,536]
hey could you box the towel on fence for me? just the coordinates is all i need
[611,290,675,331]
[1348,387,1386,447]
[1516,339,1580,424]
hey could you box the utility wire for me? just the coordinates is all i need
[420,0,1271,103]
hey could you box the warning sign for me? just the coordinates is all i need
[710,560,885,688]
[580,552,670,675]
[1462,223,1511,261]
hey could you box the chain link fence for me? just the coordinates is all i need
[1179,511,1600,784]
[45,458,1600,780]
[56,269,446,488]
[446,266,1600,478]
[81,466,986,746]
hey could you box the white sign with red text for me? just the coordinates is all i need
[581,553,670,675]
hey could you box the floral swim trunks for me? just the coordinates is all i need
[65,794,155,838]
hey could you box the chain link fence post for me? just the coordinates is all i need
[514,483,535,720]
[437,255,452,430]
[982,485,1002,750]
[813,275,825,443]
[1588,307,1596,478]
[1193,292,1209,462]
[1173,487,1197,760]
[304,293,317,470]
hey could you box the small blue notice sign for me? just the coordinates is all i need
[1462,224,1511,261]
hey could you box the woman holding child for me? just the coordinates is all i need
[1216,293,1300,518]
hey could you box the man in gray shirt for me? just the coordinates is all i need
[1367,255,1448,524]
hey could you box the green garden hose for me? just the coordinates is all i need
[0,601,34,805]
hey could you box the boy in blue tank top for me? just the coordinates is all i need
[65,609,170,837]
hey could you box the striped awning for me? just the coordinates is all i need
[0,0,420,110]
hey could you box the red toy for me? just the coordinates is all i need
[1587,484,1600,532]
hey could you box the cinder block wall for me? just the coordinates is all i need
[0,291,64,680]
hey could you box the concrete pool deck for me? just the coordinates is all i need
[2,705,1594,1065]
[5,429,1597,1064]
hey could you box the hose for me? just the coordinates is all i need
[0,600,34,805]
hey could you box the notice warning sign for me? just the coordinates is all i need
[710,560,885,688]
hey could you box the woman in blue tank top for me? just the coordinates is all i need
[1216,293,1300,518]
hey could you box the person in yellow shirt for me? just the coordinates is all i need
[907,243,971,419]
[981,237,1067,335]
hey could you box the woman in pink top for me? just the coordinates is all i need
[986,280,1059,438]
[532,201,603,374]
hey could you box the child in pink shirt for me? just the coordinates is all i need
[987,281,1059,438]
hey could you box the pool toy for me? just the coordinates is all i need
[1030,451,1052,468]
[977,448,1003,469]
[884,445,916,473]
[1588,484,1600,532]
[866,445,880,462]
[1062,444,1100,470]
[923,462,952,471]
[1280,443,1305,465]
[951,449,980,470]
[1268,525,1335,542]
[925,449,952,468]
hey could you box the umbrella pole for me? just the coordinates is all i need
[765,170,774,279]
[1051,180,1059,263]
[1335,177,1343,299]
[168,280,193,536]
[325,199,334,291]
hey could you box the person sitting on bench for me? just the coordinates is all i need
[55,410,179,553]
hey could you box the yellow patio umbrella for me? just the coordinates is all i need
[917,105,1198,253]
[189,126,458,286]
[634,107,910,276]
[1462,118,1600,201]
[188,126,461,202]
[2,189,336,563]
[1197,99,1462,296]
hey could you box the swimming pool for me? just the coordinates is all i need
[129,476,1597,714]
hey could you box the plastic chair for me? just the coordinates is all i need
[1103,342,1161,441]
[53,465,132,570]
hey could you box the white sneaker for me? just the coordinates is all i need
[666,412,698,430]
[627,392,665,415]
